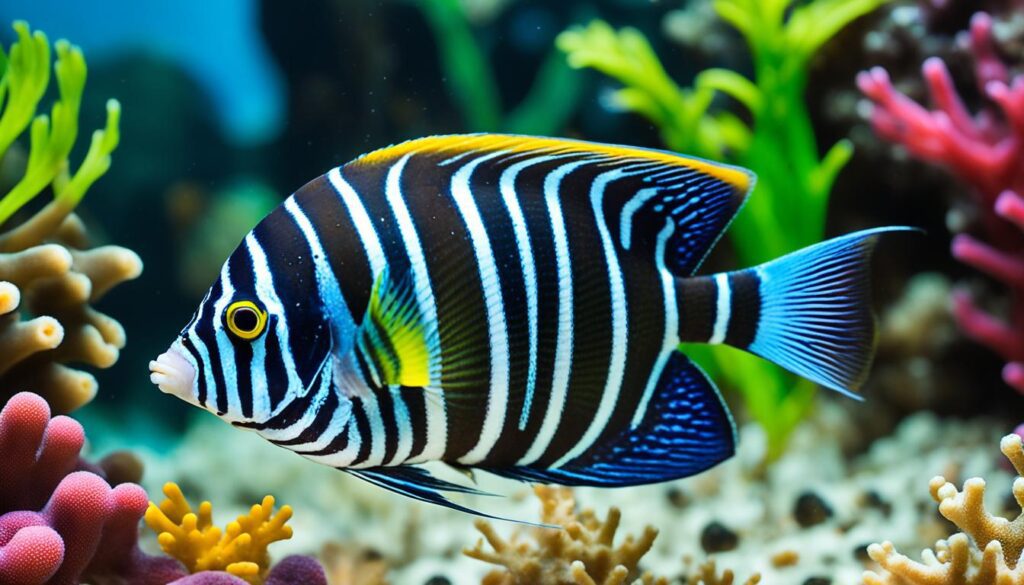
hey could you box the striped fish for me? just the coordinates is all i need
[150,134,909,518]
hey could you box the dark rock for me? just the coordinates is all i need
[700,520,739,553]
[425,577,452,585]
[794,491,833,527]
[803,578,832,585]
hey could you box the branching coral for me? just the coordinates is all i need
[858,12,1024,393]
[145,483,295,585]
[557,0,888,459]
[685,560,761,585]
[0,21,140,413]
[464,485,665,585]
[864,434,1024,584]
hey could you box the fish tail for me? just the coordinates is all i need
[679,227,918,398]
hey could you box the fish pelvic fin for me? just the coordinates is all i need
[679,226,920,398]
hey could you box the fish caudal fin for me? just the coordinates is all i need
[680,227,916,398]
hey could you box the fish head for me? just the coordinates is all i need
[150,233,334,424]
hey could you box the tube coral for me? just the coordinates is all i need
[145,483,296,585]
[0,391,325,585]
[864,434,1024,584]
[0,391,183,585]
[464,485,665,585]
[0,21,140,413]
[858,12,1024,393]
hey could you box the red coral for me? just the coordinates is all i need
[858,11,1024,392]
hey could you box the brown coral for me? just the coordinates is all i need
[321,542,390,585]
[0,21,139,412]
[864,434,1024,584]
[685,560,762,585]
[464,485,665,585]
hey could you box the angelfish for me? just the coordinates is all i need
[150,135,908,517]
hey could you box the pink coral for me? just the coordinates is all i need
[0,391,327,585]
[0,392,181,585]
[858,11,1024,392]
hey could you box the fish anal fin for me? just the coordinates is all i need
[346,466,553,526]
[484,352,736,487]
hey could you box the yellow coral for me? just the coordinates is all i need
[465,485,665,585]
[864,434,1024,584]
[144,482,294,585]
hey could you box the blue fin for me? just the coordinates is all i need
[346,466,554,526]
[483,352,736,487]
[744,226,919,398]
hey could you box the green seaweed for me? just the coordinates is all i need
[559,0,887,459]
[415,0,583,135]
[0,21,120,229]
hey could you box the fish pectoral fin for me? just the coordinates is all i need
[358,262,494,405]
[357,267,441,388]
[484,351,736,487]
[346,466,552,526]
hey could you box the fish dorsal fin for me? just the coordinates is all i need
[357,267,441,388]
[353,133,754,275]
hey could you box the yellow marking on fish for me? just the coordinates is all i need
[355,133,752,193]
[366,272,433,388]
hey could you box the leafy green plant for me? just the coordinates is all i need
[558,0,888,459]
[415,0,583,135]
[0,21,120,238]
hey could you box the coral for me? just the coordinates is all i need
[864,433,1024,583]
[557,0,888,459]
[172,556,327,585]
[0,391,183,585]
[321,542,390,585]
[464,485,665,585]
[145,482,295,585]
[685,560,761,585]
[0,21,140,413]
[858,12,1024,393]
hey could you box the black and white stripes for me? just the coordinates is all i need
[168,134,752,474]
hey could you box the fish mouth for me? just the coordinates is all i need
[149,348,197,404]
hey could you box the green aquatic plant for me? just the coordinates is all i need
[415,0,583,135]
[558,0,888,459]
[0,21,135,413]
[0,21,120,231]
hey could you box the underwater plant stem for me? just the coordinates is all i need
[0,38,89,228]
[417,0,502,131]
[0,23,50,161]
[503,48,582,136]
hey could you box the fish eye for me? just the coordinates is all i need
[225,300,267,340]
